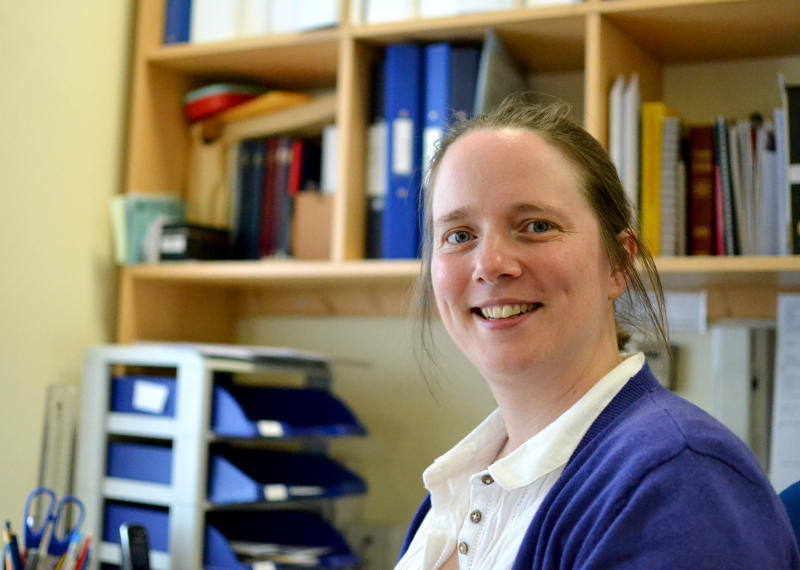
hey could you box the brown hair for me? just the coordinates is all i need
[413,94,669,374]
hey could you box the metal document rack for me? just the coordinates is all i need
[75,344,365,570]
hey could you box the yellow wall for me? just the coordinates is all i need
[0,2,131,518]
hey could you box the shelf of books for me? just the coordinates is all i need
[115,0,800,344]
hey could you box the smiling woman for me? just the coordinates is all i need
[397,96,800,569]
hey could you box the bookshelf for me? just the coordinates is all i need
[118,0,800,343]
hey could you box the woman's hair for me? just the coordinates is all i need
[413,94,669,374]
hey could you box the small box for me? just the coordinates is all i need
[291,192,332,260]
[159,223,231,261]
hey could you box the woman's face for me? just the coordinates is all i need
[430,128,626,382]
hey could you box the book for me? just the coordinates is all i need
[686,126,716,255]
[457,0,515,13]
[474,29,528,116]
[774,106,790,256]
[784,83,800,254]
[296,0,340,31]
[659,116,681,257]
[622,74,640,220]
[366,60,387,259]
[756,123,779,256]
[111,194,186,265]
[163,0,192,44]
[273,137,294,256]
[419,0,459,18]
[259,138,279,257]
[320,124,338,196]
[422,42,480,173]
[713,116,738,255]
[239,0,272,38]
[639,102,672,256]
[190,0,239,43]
[382,44,424,259]
[364,0,415,23]
[608,75,626,184]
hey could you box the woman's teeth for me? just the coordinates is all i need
[479,303,538,320]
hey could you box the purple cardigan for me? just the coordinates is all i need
[399,365,800,569]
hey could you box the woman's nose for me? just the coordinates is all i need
[472,234,523,284]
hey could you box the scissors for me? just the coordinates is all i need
[23,487,86,563]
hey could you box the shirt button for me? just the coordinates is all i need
[458,541,469,555]
[469,510,482,523]
[481,474,494,485]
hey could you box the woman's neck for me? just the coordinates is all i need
[488,349,623,460]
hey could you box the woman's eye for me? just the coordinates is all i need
[446,230,473,244]
[526,221,552,233]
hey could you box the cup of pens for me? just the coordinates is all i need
[3,488,92,570]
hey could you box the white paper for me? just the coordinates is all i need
[664,291,707,333]
[132,381,169,414]
[422,125,443,179]
[258,420,285,438]
[264,484,289,501]
[288,485,325,496]
[392,117,414,175]
[770,294,800,492]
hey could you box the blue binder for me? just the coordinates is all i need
[422,43,480,171]
[205,511,358,569]
[207,448,367,505]
[381,44,424,259]
[163,0,192,45]
[211,385,367,439]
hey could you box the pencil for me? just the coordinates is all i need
[74,534,92,570]
[2,523,21,570]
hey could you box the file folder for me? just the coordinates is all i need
[381,44,424,259]
[205,510,357,569]
[207,448,367,505]
[211,385,366,439]
[107,442,172,485]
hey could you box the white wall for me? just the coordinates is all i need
[0,2,131,519]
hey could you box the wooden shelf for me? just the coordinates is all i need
[126,260,421,287]
[125,256,800,289]
[117,0,800,342]
[350,6,588,72]
[598,0,800,63]
[147,29,341,88]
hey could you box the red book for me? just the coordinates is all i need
[288,139,305,198]
[687,126,716,255]
[259,139,279,257]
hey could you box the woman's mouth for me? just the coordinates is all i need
[473,303,543,320]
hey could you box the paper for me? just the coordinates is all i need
[264,484,289,502]
[392,117,414,175]
[258,420,285,438]
[769,294,800,492]
[664,291,707,333]
[132,380,169,414]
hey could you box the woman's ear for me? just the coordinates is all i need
[609,229,637,300]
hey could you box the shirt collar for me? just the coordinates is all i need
[423,352,646,497]
[489,352,646,490]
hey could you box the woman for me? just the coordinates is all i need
[396,97,800,569]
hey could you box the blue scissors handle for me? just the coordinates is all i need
[23,487,56,550]
[22,487,85,558]
[46,495,85,558]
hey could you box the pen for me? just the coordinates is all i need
[3,522,22,570]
